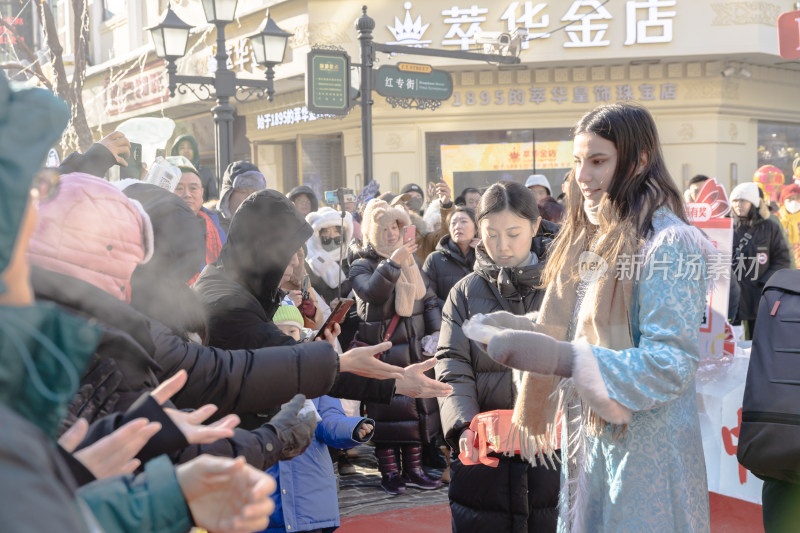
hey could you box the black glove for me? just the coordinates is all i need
[266,394,318,460]
[59,358,123,437]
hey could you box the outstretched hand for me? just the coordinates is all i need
[59,417,162,479]
[339,341,405,380]
[487,330,575,378]
[395,358,453,398]
[477,311,537,332]
[176,455,276,533]
[164,405,240,445]
[152,370,240,444]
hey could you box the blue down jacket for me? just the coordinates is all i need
[264,396,373,533]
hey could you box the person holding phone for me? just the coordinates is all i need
[349,199,443,495]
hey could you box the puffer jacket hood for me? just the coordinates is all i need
[218,160,261,220]
[217,189,313,316]
[170,134,201,167]
[123,183,208,339]
[28,173,154,303]
[288,185,319,213]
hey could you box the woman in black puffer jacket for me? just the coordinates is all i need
[435,181,560,533]
[349,199,442,496]
[730,182,791,338]
[422,205,478,310]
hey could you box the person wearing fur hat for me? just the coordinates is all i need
[215,160,266,233]
[778,183,800,268]
[305,206,354,304]
[349,199,443,495]
[731,182,792,339]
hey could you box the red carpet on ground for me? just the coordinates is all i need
[338,493,763,533]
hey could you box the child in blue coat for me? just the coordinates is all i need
[265,305,375,533]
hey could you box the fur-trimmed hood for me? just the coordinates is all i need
[305,207,354,290]
[361,199,411,255]
[306,207,353,246]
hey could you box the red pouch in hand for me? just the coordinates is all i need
[458,410,519,468]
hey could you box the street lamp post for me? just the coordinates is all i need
[147,1,292,184]
[354,6,520,187]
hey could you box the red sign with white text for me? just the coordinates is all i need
[778,10,800,59]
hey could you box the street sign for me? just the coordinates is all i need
[374,63,453,100]
[307,49,351,115]
[778,9,800,59]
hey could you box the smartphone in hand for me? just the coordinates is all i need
[404,224,416,244]
[313,299,354,340]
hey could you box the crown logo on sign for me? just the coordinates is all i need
[387,2,431,45]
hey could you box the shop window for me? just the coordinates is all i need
[425,128,572,199]
[298,134,345,204]
[758,121,800,183]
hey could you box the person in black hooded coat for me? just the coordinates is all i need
[730,182,792,338]
[435,182,560,533]
[422,206,478,309]
[193,189,442,406]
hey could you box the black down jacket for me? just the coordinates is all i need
[31,266,337,470]
[349,244,441,444]
[732,213,792,321]
[194,189,395,405]
[435,219,560,533]
[422,234,476,310]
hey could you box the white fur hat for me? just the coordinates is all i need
[730,182,760,207]
[305,206,353,243]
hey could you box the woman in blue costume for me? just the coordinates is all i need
[479,103,714,532]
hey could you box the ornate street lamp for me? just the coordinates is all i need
[247,12,293,101]
[147,5,291,188]
[201,0,238,24]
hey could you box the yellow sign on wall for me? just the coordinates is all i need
[439,141,572,189]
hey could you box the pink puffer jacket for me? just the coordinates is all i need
[28,172,153,302]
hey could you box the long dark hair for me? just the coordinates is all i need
[543,103,687,286]
[476,181,540,224]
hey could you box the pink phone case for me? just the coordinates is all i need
[404,225,416,243]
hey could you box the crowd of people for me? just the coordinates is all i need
[3,65,800,533]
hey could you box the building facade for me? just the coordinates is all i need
[76,0,800,199]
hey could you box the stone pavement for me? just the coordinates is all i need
[338,444,450,518]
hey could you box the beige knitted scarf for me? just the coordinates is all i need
[506,227,635,466]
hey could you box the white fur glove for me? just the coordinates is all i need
[476,311,537,332]
[487,330,575,377]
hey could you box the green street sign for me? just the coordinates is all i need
[307,49,351,115]
[374,63,453,101]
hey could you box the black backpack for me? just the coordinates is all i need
[738,269,800,483]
